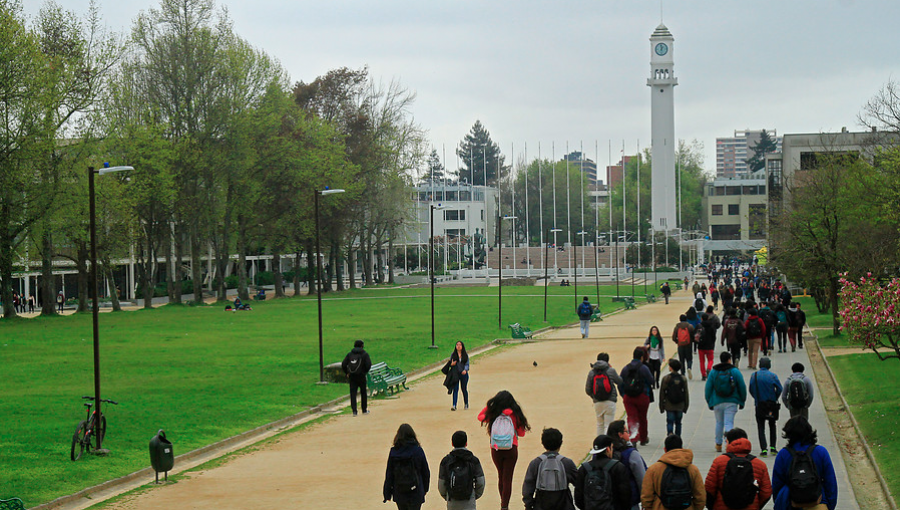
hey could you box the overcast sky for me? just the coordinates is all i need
[21,0,900,177]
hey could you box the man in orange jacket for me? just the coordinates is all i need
[704,428,772,510]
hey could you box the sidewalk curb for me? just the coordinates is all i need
[811,331,898,510]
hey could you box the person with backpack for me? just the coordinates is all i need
[773,304,789,353]
[619,347,655,446]
[658,359,689,437]
[710,286,720,310]
[521,427,578,510]
[607,420,648,510]
[585,352,625,436]
[693,293,706,313]
[477,390,531,510]
[438,430,486,510]
[757,303,776,356]
[705,352,747,453]
[743,309,766,370]
[384,424,431,509]
[697,313,718,381]
[771,417,838,510]
[672,315,695,379]
[786,303,801,352]
[640,434,706,510]
[703,427,772,510]
[720,308,746,366]
[722,285,734,311]
[661,282,672,305]
[574,435,632,510]
[643,326,666,389]
[578,296,594,338]
[749,357,783,457]
[782,363,814,420]
[341,339,373,416]
[447,341,470,411]
[795,303,807,349]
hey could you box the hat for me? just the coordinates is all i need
[589,434,614,455]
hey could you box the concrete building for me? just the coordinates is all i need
[716,129,782,178]
[648,23,678,233]
[700,174,768,256]
[565,151,599,189]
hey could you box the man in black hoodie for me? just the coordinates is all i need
[341,339,372,416]
[574,434,631,510]
[438,430,486,509]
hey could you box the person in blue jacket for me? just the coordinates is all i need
[772,416,838,510]
[384,423,431,509]
[748,357,783,457]
[704,351,747,452]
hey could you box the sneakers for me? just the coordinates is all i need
[760,450,768,458]
[770,447,777,455]
[451,406,456,411]
[362,410,370,415]
[688,369,693,380]
[715,444,722,452]
[352,411,358,417]
[464,404,469,410]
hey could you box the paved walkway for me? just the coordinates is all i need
[96,290,858,510]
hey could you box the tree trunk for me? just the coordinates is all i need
[237,232,250,301]
[190,223,204,305]
[273,252,285,298]
[388,236,395,284]
[104,261,122,312]
[40,228,57,316]
[293,250,303,297]
[333,242,344,291]
[76,243,89,313]
[172,223,184,304]
[0,230,14,318]
[346,243,357,289]
[830,275,841,336]
[306,241,317,295]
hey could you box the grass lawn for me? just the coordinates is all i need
[827,353,900,500]
[0,282,667,505]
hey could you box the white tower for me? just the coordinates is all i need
[648,24,678,232]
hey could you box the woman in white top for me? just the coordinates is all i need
[643,326,666,389]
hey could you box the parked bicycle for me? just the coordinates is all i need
[70,396,118,461]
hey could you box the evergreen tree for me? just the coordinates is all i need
[746,129,777,173]
[456,120,506,186]
[424,148,446,182]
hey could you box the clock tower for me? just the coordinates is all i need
[648,24,678,234]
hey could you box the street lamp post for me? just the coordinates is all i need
[575,231,587,306]
[544,228,562,322]
[315,187,345,384]
[429,203,447,349]
[499,216,516,330]
[88,164,133,451]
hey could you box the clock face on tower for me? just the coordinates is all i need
[655,42,668,56]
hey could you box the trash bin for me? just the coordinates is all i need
[149,429,174,483]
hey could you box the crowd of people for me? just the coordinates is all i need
[346,269,838,510]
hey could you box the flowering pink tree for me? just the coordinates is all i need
[838,273,900,361]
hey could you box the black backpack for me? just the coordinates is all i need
[721,453,758,509]
[623,371,644,397]
[347,352,364,374]
[787,377,810,408]
[746,318,763,338]
[787,446,822,506]
[581,459,617,510]
[664,374,686,405]
[393,457,419,494]
[694,298,704,311]
[447,457,474,500]
[659,465,693,510]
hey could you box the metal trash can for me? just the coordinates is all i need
[149,429,174,483]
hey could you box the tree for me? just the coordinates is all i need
[839,274,900,361]
[859,80,900,134]
[424,148,447,182]
[746,129,778,173]
[456,120,506,186]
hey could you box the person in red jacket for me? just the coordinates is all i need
[477,390,531,510]
[704,427,772,510]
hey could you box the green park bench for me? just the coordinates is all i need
[509,323,534,339]
[590,305,603,322]
[646,294,657,303]
[623,297,637,310]
[0,498,25,510]
[366,361,408,398]
[673,282,683,291]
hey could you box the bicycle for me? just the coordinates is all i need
[70,396,118,461]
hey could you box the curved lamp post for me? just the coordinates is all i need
[429,203,448,349]
[575,231,588,306]
[543,228,562,322]
[498,215,516,330]
[89,164,133,451]
[315,187,345,384]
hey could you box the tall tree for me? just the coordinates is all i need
[456,120,506,186]
[746,129,778,173]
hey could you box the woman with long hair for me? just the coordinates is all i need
[643,326,666,388]
[449,341,469,411]
[383,423,430,510]
[477,390,531,510]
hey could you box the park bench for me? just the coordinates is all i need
[509,323,534,339]
[590,305,603,322]
[623,297,637,310]
[646,294,657,303]
[673,282,683,290]
[366,361,408,397]
[0,498,25,510]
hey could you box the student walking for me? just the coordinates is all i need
[438,430,486,510]
[643,326,666,388]
[795,303,807,349]
[585,352,624,437]
[705,352,747,452]
[660,282,672,305]
[749,357,783,457]
[341,339,372,416]
[658,359,689,437]
[574,435,632,510]
[521,427,578,510]
[743,309,766,370]
[720,308,745,366]
[607,420,648,510]
[383,424,431,510]
[620,347,655,445]
[786,303,801,351]
[697,313,718,381]
[640,434,706,510]
[772,417,838,510]
[704,427,772,510]
[672,315,695,379]
[774,304,790,352]
[448,341,469,411]
[577,297,594,338]
[758,302,777,355]
[477,390,531,510]
[782,363,815,420]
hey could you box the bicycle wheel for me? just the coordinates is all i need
[71,421,87,461]
[92,415,107,449]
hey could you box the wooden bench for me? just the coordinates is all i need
[0,498,25,510]
[623,297,637,310]
[590,305,603,322]
[509,323,534,339]
[646,294,657,303]
[366,361,408,397]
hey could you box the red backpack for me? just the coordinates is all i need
[677,326,692,347]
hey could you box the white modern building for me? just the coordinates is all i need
[648,23,678,234]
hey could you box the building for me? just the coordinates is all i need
[701,174,768,253]
[648,23,678,233]
[564,151,599,189]
[406,180,498,251]
[716,129,782,178]
[605,155,634,189]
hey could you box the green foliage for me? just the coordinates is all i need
[746,129,778,173]
[456,120,507,186]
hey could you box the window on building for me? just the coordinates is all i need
[711,224,741,240]
[715,187,726,196]
[728,204,740,215]
[748,204,766,239]
[444,191,458,201]
[446,229,466,239]
[726,186,741,195]
[459,191,471,201]
[444,210,465,221]
[742,186,758,195]
[712,205,723,215]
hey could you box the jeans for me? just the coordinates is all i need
[623,393,650,443]
[349,376,367,414]
[677,344,693,372]
[491,445,518,508]
[666,410,683,437]
[580,319,590,337]
[594,400,617,436]
[698,349,714,378]
[714,402,739,446]
[452,373,469,408]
